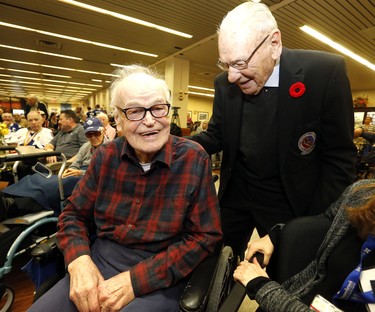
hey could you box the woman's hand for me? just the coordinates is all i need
[233,259,269,287]
[245,234,274,266]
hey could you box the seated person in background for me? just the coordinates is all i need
[13,113,28,128]
[48,112,59,135]
[44,109,87,163]
[2,112,21,141]
[97,112,116,141]
[233,179,375,312]
[0,117,106,221]
[354,127,375,143]
[28,65,222,312]
[6,111,53,148]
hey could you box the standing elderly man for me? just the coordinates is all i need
[191,2,356,258]
[26,95,49,119]
[44,110,87,163]
[29,65,222,312]
[7,111,53,148]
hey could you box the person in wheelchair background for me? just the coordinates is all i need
[0,117,106,222]
[233,179,375,312]
[28,65,222,312]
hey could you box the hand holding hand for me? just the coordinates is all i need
[245,234,274,266]
[233,259,269,287]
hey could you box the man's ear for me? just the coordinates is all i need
[270,29,282,60]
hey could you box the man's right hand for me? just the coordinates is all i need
[68,255,104,312]
[62,168,82,178]
[245,234,274,267]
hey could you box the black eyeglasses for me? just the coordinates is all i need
[217,35,270,71]
[119,103,171,121]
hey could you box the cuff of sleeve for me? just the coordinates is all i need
[245,276,272,300]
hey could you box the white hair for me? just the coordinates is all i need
[110,65,170,117]
[218,2,278,37]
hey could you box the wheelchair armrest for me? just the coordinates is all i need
[31,236,59,263]
[180,247,221,312]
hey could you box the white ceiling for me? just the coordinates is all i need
[0,0,374,103]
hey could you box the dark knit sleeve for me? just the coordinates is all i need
[245,276,272,299]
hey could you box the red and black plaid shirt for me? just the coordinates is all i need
[57,135,222,296]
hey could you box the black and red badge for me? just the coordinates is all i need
[298,132,316,155]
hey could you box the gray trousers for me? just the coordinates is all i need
[28,239,187,312]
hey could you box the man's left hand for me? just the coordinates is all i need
[97,271,135,312]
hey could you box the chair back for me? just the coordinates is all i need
[274,215,332,283]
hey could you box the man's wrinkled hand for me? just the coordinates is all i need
[97,271,135,312]
[68,255,104,312]
[245,234,274,266]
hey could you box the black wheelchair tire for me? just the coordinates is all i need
[205,246,234,312]
[0,286,14,312]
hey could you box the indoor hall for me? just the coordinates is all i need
[0,0,375,311]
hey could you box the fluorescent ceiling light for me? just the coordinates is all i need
[0,57,116,77]
[300,25,375,71]
[0,21,157,58]
[188,85,214,92]
[59,0,192,39]
[0,67,72,78]
[0,74,102,87]
[188,91,214,98]
[0,44,82,60]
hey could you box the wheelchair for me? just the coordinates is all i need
[0,148,68,312]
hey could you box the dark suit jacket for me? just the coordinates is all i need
[25,102,49,119]
[192,48,356,217]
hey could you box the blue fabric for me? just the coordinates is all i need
[333,235,375,304]
[3,174,80,214]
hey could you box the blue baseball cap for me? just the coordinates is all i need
[83,117,103,133]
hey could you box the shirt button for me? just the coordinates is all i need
[127,224,132,229]
[136,199,140,204]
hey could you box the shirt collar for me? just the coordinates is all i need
[264,58,280,87]
[121,136,172,169]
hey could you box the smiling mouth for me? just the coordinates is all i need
[141,130,159,137]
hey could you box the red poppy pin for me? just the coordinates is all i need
[289,82,306,98]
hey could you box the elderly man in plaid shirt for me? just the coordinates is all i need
[29,65,222,312]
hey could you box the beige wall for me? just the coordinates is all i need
[186,95,213,124]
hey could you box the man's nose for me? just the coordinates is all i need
[143,110,156,124]
[227,67,242,83]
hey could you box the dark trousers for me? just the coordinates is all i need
[28,239,187,312]
[219,172,296,260]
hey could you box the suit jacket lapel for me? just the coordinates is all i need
[227,83,244,165]
[278,48,305,168]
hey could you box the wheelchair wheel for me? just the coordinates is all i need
[0,285,14,312]
[206,246,235,312]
